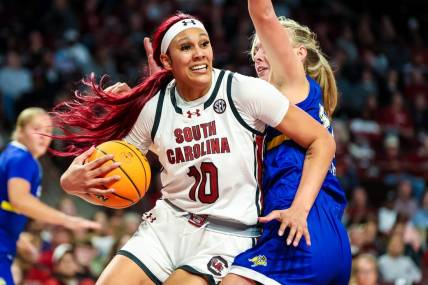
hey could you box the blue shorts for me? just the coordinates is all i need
[0,254,14,285]
[230,191,351,285]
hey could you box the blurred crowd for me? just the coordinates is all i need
[0,0,427,284]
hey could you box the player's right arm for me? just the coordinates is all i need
[248,0,308,101]
[8,178,101,231]
[59,146,121,199]
[60,91,156,198]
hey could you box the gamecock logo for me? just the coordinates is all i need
[207,256,228,276]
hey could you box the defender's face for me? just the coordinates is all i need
[164,27,213,89]
[253,42,271,81]
[17,113,52,158]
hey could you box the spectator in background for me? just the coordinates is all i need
[45,243,95,285]
[383,69,401,100]
[362,220,382,257]
[25,227,74,284]
[409,136,428,180]
[375,134,404,179]
[74,240,99,280]
[378,234,422,284]
[350,254,379,285]
[54,30,94,77]
[14,232,43,283]
[57,197,78,216]
[377,91,414,141]
[376,135,426,199]
[378,193,398,235]
[394,179,419,218]
[410,93,428,136]
[92,48,119,83]
[391,217,424,267]
[333,120,359,191]
[42,0,78,39]
[0,51,33,125]
[404,69,428,101]
[344,186,376,226]
[349,224,367,257]
[411,191,428,250]
[412,191,428,232]
[90,211,115,260]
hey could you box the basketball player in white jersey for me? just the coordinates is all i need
[55,12,336,285]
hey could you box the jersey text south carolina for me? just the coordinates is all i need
[168,120,231,164]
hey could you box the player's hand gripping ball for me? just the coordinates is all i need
[84,140,151,209]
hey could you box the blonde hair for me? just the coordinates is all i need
[251,17,338,117]
[12,107,47,140]
[349,254,378,285]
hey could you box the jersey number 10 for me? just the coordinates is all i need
[187,162,219,204]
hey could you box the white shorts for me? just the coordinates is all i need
[118,200,258,284]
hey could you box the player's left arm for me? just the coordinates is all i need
[234,77,334,247]
[8,178,101,231]
[260,104,335,246]
[248,0,307,90]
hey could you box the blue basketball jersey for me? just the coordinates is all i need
[0,142,42,256]
[262,76,346,215]
[231,77,351,285]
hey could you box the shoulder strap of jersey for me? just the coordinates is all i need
[203,69,226,109]
[226,72,264,136]
[151,88,166,142]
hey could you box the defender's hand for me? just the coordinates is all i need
[144,37,162,75]
[259,206,311,247]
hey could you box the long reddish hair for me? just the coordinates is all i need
[51,12,198,156]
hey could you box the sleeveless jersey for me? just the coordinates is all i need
[0,142,42,256]
[125,69,290,226]
[263,76,346,214]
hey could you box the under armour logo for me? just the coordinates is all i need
[182,20,196,26]
[143,212,156,223]
[187,109,201,118]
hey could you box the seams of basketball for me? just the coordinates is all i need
[99,184,135,205]
[113,141,149,194]
[97,147,142,198]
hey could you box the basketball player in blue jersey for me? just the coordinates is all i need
[220,1,352,284]
[0,108,100,285]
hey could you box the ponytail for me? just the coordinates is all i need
[51,70,173,156]
[268,17,339,118]
[306,52,338,118]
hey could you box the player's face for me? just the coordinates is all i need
[164,28,213,91]
[253,42,271,81]
[18,113,52,158]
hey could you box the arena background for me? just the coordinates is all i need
[0,0,427,284]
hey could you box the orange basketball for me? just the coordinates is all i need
[84,140,151,209]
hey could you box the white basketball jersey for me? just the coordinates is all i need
[152,70,264,225]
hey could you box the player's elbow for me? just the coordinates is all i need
[323,132,336,159]
[9,191,31,213]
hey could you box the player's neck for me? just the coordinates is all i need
[175,78,212,102]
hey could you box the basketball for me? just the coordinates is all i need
[84,140,151,209]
